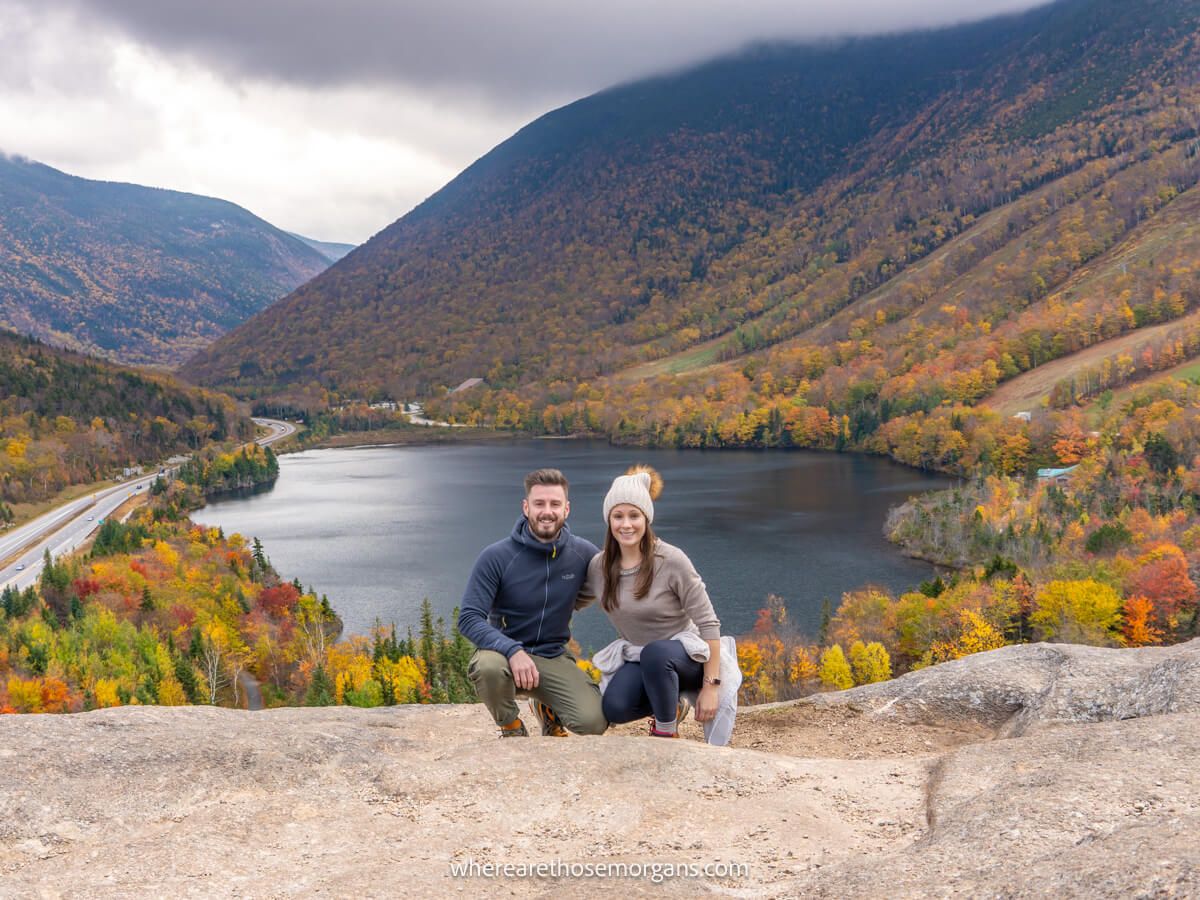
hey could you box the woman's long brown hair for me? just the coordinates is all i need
[601,523,656,612]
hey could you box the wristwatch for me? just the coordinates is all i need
[703,676,721,686]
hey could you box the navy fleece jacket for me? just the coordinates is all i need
[457,516,598,659]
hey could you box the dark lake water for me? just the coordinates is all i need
[193,441,954,652]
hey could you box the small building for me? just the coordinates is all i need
[1013,411,1032,422]
[1036,465,1078,485]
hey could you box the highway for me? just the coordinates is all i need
[0,417,295,594]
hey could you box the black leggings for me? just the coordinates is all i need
[602,639,704,725]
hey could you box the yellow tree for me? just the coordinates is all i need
[849,641,892,684]
[1031,579,1122,644]
[376,656,425,703]
[198,619,248,705]
[93,678,122,709]
[920,610,1007,667]
[737,642,764,681]
[789,646,819,685]
[292,593,335,670]
[953,610,1007,657]
[818,645,854,690]
[1122,596,1163,647]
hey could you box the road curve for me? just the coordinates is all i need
[252,417,296,446]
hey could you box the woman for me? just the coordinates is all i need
[586,465,722,737]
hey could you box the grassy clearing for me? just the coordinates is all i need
[306,427,516,450]
[983,190,1200,416]
[1079,356,1200,426]
[611,337,726,384]
[983,308,1200,416]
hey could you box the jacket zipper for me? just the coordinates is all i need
[535,552,550,644]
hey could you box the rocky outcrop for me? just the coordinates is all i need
[809,638,1200,736]
[2,641,1198,897]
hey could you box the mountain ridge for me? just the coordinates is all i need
[181,0,1200,430]
[0,154,333,367]
[285,231,357,263]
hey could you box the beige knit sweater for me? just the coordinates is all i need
[580,540,721,645]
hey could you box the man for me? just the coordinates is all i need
[458,468,606,737]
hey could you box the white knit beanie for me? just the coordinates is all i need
[603,465,663,524]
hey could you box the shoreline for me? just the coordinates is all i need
[287,423,961,570]
[201,436,952,640]
[280,425,520,454]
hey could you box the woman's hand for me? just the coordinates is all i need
[696,683,720,722]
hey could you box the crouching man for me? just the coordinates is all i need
[458,468,607,737]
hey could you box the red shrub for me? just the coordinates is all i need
[258,584,300,618]
[72,578,102,598]
[171,605,196,629]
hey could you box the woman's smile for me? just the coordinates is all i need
[609,503,646,547]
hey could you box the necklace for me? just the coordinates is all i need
[619,562,641,576]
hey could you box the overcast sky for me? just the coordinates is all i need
[0,0,1051,244]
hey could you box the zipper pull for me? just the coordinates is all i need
[552,546,557,559]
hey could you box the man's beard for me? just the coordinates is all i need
[529,514,563,540]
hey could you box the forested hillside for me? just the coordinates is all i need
[185,0,1199,426]
[0,155,333,366]
[0,471,475,713]
[0,331,252,511]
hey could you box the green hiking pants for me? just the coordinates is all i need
[468,649,607,735]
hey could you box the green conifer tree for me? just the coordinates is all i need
[305,667,336,706]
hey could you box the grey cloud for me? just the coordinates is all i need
[0,0,1059,243]
[19,0,1054,111]
[0,4,115,94]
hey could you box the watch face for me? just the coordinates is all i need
[705,677,721,685]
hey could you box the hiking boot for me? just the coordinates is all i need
[644,697,690,738]
[499,717,528,737]
[676,695,692,725]
[530,700,569,737]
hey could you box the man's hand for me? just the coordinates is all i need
[509,650,539,691]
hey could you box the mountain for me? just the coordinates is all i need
[0,329,252,509]
[0,155,333,366]
[286,232,357,263]
[182,0,1200,435]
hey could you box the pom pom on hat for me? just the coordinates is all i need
[624,464,663,500]
[603,464,663,524]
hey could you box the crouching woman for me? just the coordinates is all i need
[583,465,729,739]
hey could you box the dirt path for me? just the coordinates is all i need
[609,698,988,758]
[238,671,264,710]
[983,308,1200,415]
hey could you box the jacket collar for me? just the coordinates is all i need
[510,515,572,555]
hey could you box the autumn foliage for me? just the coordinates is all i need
[0,497,474,713]
[741,373,1200,702]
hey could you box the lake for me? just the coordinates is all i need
[193,440,954,651]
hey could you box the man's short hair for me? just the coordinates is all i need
[524,468,569,497]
